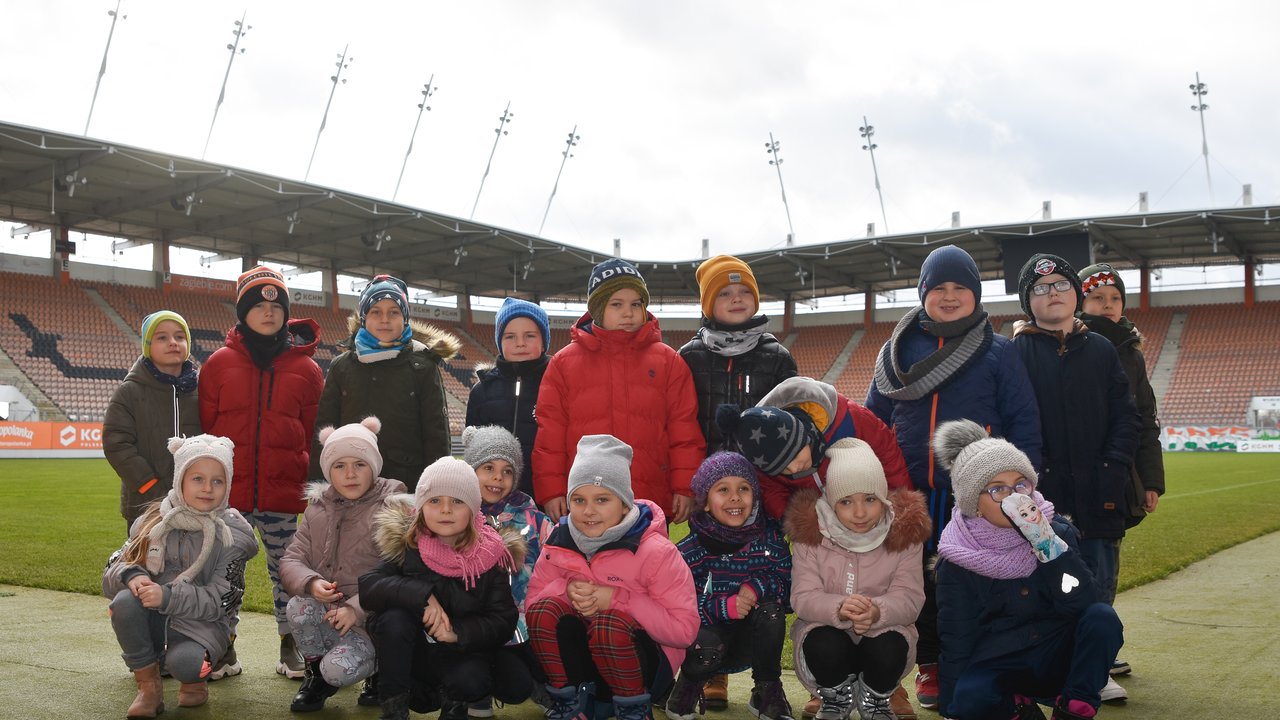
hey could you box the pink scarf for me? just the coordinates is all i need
[417,512,515,589]
[937,493,1056,580]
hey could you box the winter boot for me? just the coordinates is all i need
[126,663,165,719]
[747,679,794,720]
[545,682,597,720]
[853,677,895,720]
[1051,696,1097,720]
[814,675,858,720]
[379,692,411,720]
[277,633,306,679]
[209,635,242,680]
[703,673,729,711]
[440,697,469,720]
[357,672,380,707]
[1012,695,1048,720]
[888,685,916,719]
[290,658,339,712]
[665,673,704,720]
[468,695,496,718]
[178,680,208,708]
[614,692,654,720]
[801,694,821,719]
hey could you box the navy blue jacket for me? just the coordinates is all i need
[866,318,1042,544]
[1012,321,1140,539]
[935,518,1100,716]
[466,356,549,496]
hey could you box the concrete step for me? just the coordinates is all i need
[822,328,864,384]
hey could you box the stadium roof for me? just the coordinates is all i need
[3,119,1278,304]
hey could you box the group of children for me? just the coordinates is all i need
[101,245,1161,720]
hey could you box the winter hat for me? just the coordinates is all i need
[567,434,635,507]
[359,275,410,327]
[1079,262,1126,309]
[170,434,235,502]
[150,434,236,582]
[691,451,760,509]
[716,404,813,477]
[235,265,290,323]
[696,255,760,320]
[140,310,191,360]
[932,419,1038,517]
[918,244,982,303]
[822,437,888,505]
[461,425,524,479]
[1017,253,1083,317]
[415,456,482,516]
[317,416,384,483]
[494,297,551,358]
[586,258,649,324]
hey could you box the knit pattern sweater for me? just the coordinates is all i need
[676,518,793,627]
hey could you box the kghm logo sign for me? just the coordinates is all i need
[59,425,77,447]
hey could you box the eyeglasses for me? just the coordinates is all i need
[983,480,1033,501]
[1030,279,1074,296]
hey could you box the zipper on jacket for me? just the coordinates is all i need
[513,377,522,431]
[253,370,264,511]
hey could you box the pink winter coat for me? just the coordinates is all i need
[784,488,931,693]
[533,313,705,517]
[279,476,407,626]
[526,499,699,673]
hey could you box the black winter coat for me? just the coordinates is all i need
[678,328,798,454]
[1012,320,1140,539]
[466,356,549,496]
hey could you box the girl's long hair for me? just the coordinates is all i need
[405,506,478,551]
[121,502,165,567]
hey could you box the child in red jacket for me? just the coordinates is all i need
[533,259,705,524]
[199,265,323,678]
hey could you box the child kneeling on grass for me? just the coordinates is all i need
[933,420,1123,720]
[786,438,931,720]
[527,434,699,720]
[665,451,794,720]
[280,417,407,712]
[103,435,259,719]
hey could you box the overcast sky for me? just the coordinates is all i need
[1,0,1277,266]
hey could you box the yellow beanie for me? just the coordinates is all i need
[695,255,759,321]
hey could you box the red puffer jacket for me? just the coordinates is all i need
[199,319,323,514]
[533,313,705,516]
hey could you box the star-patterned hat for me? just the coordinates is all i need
[716,403,810,476]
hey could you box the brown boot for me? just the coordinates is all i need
[890,684,917,719]
[801,693,820,719]
[178,680,208,708]
[127,663,165,719]
[703,673,729,710]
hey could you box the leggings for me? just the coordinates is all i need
[244,510,297,632]
[109,589,211,682]
[802,626,908,694]
[286,596,376,687]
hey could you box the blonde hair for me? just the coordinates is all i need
[121,502,164,567]
[406,506,479,551]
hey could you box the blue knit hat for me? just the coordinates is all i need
[716,404,814,476]
[918,244,982,303]
[494,297,550,358]
[359,275,410,327]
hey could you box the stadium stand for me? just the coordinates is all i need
[833,322,895,399]
[789,323,858,381]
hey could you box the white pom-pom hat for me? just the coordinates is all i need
[168,434,235,511]
[317,416,384,482]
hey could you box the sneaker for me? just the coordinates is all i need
[530,682,554,712]
[814,675,857,720]
[614,692,654,720]
[913,664,939,711]
[208,638,242,681]
[1099,677,1127,703]
[747,680,794,720]
[889,685,916,719]
[801,694,820,720]
[468,697,495,718]
[357,673,380,707]
[854,680,895,720]
[665,674,704,720]
[703,673,729,711]
[1109,660,1131,677]
[546,682,596,720]
[1012,695,1048,720]
[276,633,305,679]
[441,699,469,720]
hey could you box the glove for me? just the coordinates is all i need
[1001,494,1068,563]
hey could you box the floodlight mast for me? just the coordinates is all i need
[394,75,437,201]
[202,11,250,160]
[860,115,889,234]
[84,0,127,136]
[766,132,796,246]
[538,125,580,236]
[471,101,515,220]
[305,44,353,181]
[1189,72,1213,204]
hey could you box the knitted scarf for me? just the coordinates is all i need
[815,500,895,554]
[873,305,992,401]
[1077,312,1138,348]
[237,323,290,371]
[569,503,643,561]
[354,325,413,364]
[145,490,232,584]
[143,358,199,395]
[481,488,534,520]
[689,501,766,551]
[417,512,515,589]
[936,493,1055,580]
[697,315,770,358]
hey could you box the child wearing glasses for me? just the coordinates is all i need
[932,420,1122,720]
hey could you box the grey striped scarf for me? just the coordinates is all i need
[873,306,992,401]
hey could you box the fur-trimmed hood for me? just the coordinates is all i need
[344,314,461,361]
[302,475,406,506]
[371,494,527,569]
[784,487,931,554]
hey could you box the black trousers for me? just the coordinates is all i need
[678,600,786,684]
[802,626,908,694]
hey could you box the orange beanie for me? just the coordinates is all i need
[695,255,759,320]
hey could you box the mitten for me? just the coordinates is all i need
[1001,494,1068,563]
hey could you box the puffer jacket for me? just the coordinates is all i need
[104,356,202,523]
[754,377,912,519]
[679,325,798,454]
[199,318,323,515]
[935,517,1100,716]
[485,494,554,644]
[1012,320,1140,539]
[865,313,1042,544]
[279,476,407,627]
[785,489,931,694]
[532,313,705,516]
[1078,313,1165,496]
[466,356,550,496]
[359,496,526,654]
[312,318,460,490]
[103,509,259,662]
[526,500,699,673]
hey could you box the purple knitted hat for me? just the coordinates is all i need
[691,451,760,509]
